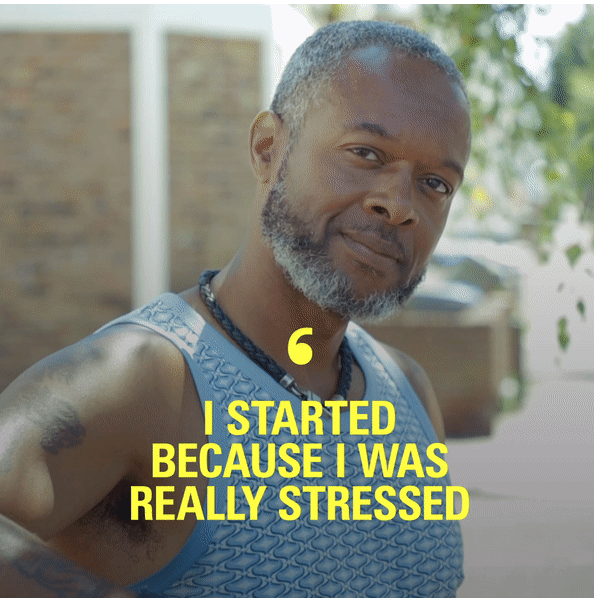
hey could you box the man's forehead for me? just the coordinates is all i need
[322,47,470,140]
[294,46,471,170]
[343,45,398,79]
[332,45,455,96]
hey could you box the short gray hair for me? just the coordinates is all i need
[270,20,467,141]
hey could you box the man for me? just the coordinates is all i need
[0,20,471,598]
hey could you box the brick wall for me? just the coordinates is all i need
[0,32,131,391]
[168,34,260,292]
[0,32,261,391]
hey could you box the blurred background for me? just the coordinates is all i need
[1,4,593,596]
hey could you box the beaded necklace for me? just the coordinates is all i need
[199,270,354,416]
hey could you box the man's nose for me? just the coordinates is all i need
[362,170,419,227]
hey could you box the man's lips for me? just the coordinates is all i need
[342,230,405,261]
[340,231,405,271]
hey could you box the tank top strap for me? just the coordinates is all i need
[345,322,440,445]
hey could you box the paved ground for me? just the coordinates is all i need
[447,378,594,597]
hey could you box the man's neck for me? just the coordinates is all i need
[208,246,350,398]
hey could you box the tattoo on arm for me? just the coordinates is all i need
[17,344,100,456]
[0,401,86,476]
[13,552,115,598]
[1,341,102,464]
[40,403,86,455]
[21,397,86,456]
[0,514,131,598]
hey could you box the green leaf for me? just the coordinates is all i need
[558,317,570,351]
[577,299,586,320]
[566,244,583,266]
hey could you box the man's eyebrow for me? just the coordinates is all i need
[348,121,465,181]
[441,159,465,181]
[348,121,395,140]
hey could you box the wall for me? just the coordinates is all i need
[0,32,131,390]
[0,27,262,391]
[168,34,260,291]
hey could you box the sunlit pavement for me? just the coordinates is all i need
[447,378,594,597]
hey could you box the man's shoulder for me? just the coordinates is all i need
[376,340,446,443]
[94,319,184,367]
[0,319,191,539]
[4,319,189,438]
[91,320,189,407]
[95,289,201,377]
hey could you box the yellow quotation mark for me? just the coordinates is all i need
[288,328,313,365]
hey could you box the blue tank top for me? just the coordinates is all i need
[98,293,464,597]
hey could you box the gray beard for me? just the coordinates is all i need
[260,160,425,323]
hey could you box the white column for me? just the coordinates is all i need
[130,5,169,307]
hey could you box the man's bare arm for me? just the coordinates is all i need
[0,326,185,536]
[0,513,136,598]
[0,326,187,593]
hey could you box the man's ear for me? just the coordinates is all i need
[249,110,287,183]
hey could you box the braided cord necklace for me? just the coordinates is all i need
[199,270,354,415]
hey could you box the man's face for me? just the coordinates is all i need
[261,48,471,322]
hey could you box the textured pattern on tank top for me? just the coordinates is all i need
[103,294,464,597]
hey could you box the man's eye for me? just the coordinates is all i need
[351,147,380,162]
[425,177,450,194]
